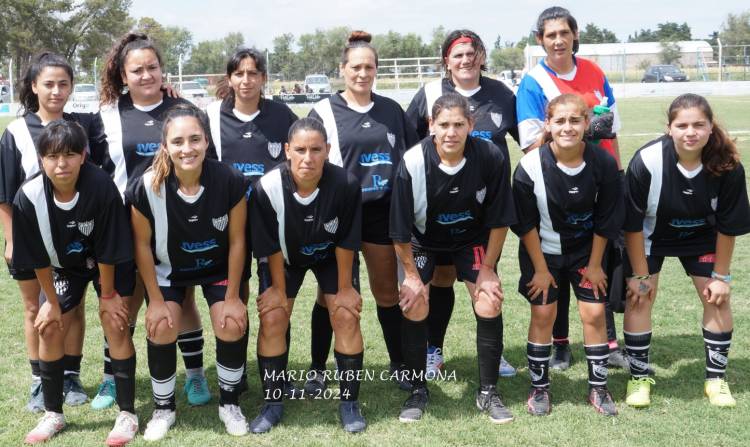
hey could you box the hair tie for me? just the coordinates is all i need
[447,36,473,55]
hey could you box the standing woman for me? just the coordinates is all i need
[308,31,418,391]
[623,94,750,408]
[128,104,249,439]
[516,6,625,370]
[512,94,621,417]
[405,29,519,378]
[94,33,212,410]
[391,93,516,424]
[0,52,108,412]
[249,117,366,433]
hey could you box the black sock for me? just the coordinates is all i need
[111,354,136,414]
[475,313,503,389]
[39,357,64,413]
[527,341,552,389]
[63,354,82,377]
[258,353,287,403]
[401,316,428,389]
[147,340,177,410]
[216,337,245,405]
[703,327,732,379]
[552,282,570,345]
[377,304,404,365]
[310,302,332,371]
[426,286,454,350]
[239,320,250,387]
[177,328,204,372]
[30,359,41,378]
[104,325,135,378]
[584,343,609,388]
[334,350,363,402]
[624,330,651,378]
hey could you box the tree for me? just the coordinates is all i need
[629,22,692,42]
[719,11,750,60]
[579,23,619,44]
[659,41,682,65]
[184,32,245,74]
[489,47,524,72]
[427,26,447,56]
[133,17,193,75]
[515,32,537,50]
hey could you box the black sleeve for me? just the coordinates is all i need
[510,164,540,237]
[389,161,415,243]
[405,88,429,140]
[125,177,154,222]
[593,157,624,240]
[482,143,517,229]
[507,94,520,145]
[11,191,50,269]
[92,183,134,265]
[249,181,281,259]
[286,106,299,128]
[716,163,750,236]
[83,113,111,169]
[0,130,23,204]
[336,173,362,251]
[226,168,248,210]
[623,152,651,232]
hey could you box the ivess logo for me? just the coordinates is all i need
[181,239,219,253]
[359,152,392,166]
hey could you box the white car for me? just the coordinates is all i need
[72,83,98,102]
[177,81,208,99]
[304,74,332,93]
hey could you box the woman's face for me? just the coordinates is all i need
[41,150,85,191]
[163,116,208,174]
[545,101,588,151]
[121,48,163,102]
[229,56,266,103]
[445,42,484,85]
[668,107,712,156]
[341,47,376,97]
[32,66,72,115]
[537,18,577,66]
[285,129,330,185]
[430,106,473,157]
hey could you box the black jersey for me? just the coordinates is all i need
[405,76,519,162]
[206,97,297,180]
[100,93,207,197]
[512,142,623,255]
[0,112,108,204]
[11,162,132,276]
[623,135,750,256]
[250,162,361,268]
[126,158,246,286]
[390,136,516,252]
[309,92,418,205]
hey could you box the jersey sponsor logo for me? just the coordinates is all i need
[242,131,253,139]
[304,214,314,222]
[66,220,76,228]
[711,197,718,211]
[361,121,371,128]
[592,363,609,380]
[469,105,476,112]
[387,132,396,148]
[144,119,155,127]
[212,278,229,286]
[569,186,580,195]
[471,130,492,141]
[565,212,593,226]
[436,210,473,225]
[359,152,392,166]
[324,217,339,234]
[577,267,593,289]
[54,277,70,296]
[449,186,459,194]
[135,142,159,156]
[698,253,716,263]
[78,219,94,236]
[708,349,728,367]
[189,215,198,223]
[490,112,503,128]
[180,239,219,253]
[476,187,487,204]
[682,189,693,196]
[212,214,228,231]
[268,142,283,158]
[669,218,706,229]
[450,228,467,235]
[232,162,265,176]
[677,231,695,239]
[179,258,214,272]
[300,241,333,256]
[65,241,84,254]
[362,175,390,193]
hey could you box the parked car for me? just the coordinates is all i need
[0,84,9,103]
[177,81,208,98]
[72,83,98,102]
[304,74,332,93]
[193,77,209,88]
[641,65,689,83]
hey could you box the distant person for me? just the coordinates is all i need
[293,83,302,94]
[279,85,288,94]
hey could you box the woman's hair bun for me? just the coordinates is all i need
[348,30,372,44]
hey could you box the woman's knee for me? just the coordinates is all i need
[259,308,289,336]
[151,318,178,343]
[331,307,359,333]
[474,296,501,318]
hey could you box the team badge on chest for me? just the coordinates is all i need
[268,142,283,158]
[78,219,94,236]
[387,132,396,148]
[212,214,228,231]
[476,187,487,204]
[324,217,339,234]
[491,112,503,128]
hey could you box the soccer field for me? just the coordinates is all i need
[0,96,749,446]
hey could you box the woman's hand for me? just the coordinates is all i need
[399,275,427,313]
[34,301,63,336]
[582,264,608,299]
[526,270,558,304]
[703,279,731,306]
[256,286,288,316]
[145,300,173,340]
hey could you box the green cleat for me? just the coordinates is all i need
[184,374,211,406]
[91,379,116,410]
[704,378,736,408]
[625,377,655,408]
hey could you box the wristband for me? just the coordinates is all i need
[631,274,651,280]
[100,290,118,300]
[711,271,731,284]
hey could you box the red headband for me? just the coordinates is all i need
[446,36,473,55]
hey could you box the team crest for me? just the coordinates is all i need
[54,277,69,296]
[415,254,428,269]
[476,187,486,204]
[490,112,503,128]
[387,132,396,148]
[212,214,228,231]
[78,219,94,236]
[592,364,609,380]
[324,217,339,234]
[268,142,283,158]
[711,196,718,211]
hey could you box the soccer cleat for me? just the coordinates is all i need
[704,378,736,408]
[219,404,249,436]
[24,411,65,444]
[527,387,552,416]
[625,377,655,408]
[399,387,429,422]
[184,374,211,406]
[425,346,444,380]
[550,344,572,371]
[390,362,413,392]
[339,401,367,433]
[249,402,284,434]
[26,378,44,413]
[105,411,139,447]
[283,379,300,398]
[608,349,630,369]
[476,387,514,424]
[91,378,117,410]
[303,369,327,395]
[143,409,176,442]
[63,375,89,406]
[499,356,517,377]
[589,386,618,416]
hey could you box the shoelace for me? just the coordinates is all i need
[225,405,244,420]
[482,392,504,410]
[634,377,656,389]
[36,413,62,431]
[98,380,114,396]
[530,389,547,403]
[189,376,204,394]
[114,414,136,432]
[406,390,428,407]
[426,348,442,368]
[149,409,173,426]
[718,380,731,394]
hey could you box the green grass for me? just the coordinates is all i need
[1,97,749,446]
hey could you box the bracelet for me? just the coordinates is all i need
[711,271,732,284]
[632,274,651,280]
[100,290,118,300]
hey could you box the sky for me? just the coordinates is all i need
[130,0,747,51]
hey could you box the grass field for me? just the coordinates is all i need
[1,96,749,446]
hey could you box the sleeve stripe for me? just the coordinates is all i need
[312,98,342,167]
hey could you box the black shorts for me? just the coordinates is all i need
[6,262,36,281]
[413,242,492,285]
[160,280,228,307]
[39,261,135,313]
[518,247,603,305]
[625,252,714,278]
[258,255,360,298]
[362,200,391,245]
